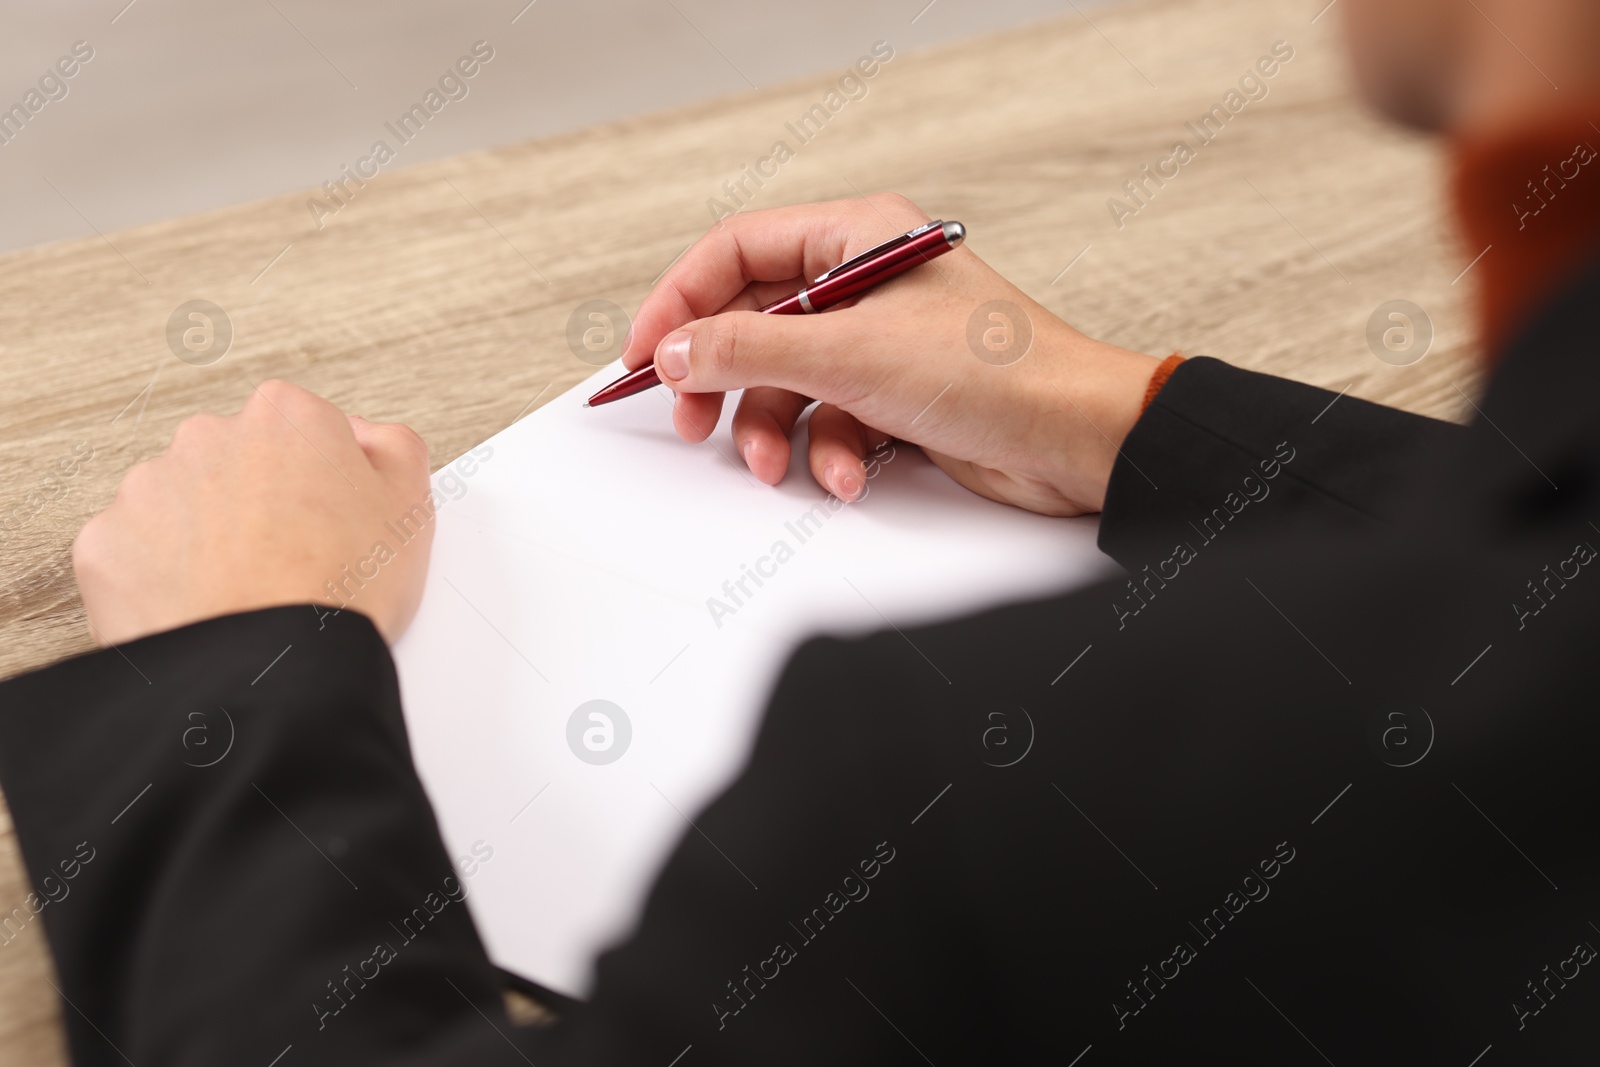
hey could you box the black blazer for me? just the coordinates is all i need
[4,260,1599,1065]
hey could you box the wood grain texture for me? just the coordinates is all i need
[0,0,1479,1056]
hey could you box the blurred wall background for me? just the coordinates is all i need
[0,0,1104,254]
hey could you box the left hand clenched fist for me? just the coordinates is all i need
[73,380,436,646]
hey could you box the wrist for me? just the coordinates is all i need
[1024,328,1163,513]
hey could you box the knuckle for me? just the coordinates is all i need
[252,378,299,408]
[249,379,342,430]
[703,315,742,378]
[869,192,924,221]
[391,421,427,453]
[114,458,158,501]
[69,518,95,567]
[384,422,431,466]
[170,412,222,449]
[71,512,109,574]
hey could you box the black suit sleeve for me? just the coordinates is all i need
[1097,356,1465,564]
[0,607,533,1066]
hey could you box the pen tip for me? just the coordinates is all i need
[582,401,592,408]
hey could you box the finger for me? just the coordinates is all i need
[633,278,798,437]
[624,194,930,369]
[624,278,802,371]
[624,207,852,369]
[653,309,874,407]
[731,387,812,484]
[806,404,891,501]
[347,415,431,490]
[670,390,727,445]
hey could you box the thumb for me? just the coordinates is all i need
[653,310,868,403]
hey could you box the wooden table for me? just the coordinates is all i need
[0,0,1480,1057]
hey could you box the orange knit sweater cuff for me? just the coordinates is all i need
[1140,354,1185,414]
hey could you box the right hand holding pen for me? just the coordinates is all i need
[622,194,1161,516]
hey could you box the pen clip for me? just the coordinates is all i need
[812,220,944,283]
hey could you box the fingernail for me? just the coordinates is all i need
[839,473,861,501]
[621,326,633,356]
[657,331,692,382]
[741,440,756,468]
[824,464,840,498]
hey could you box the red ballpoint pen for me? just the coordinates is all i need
[585,219,966,407]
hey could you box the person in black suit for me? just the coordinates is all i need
[3,0,1599,1062]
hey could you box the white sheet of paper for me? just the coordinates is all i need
[391,363,1116,998]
